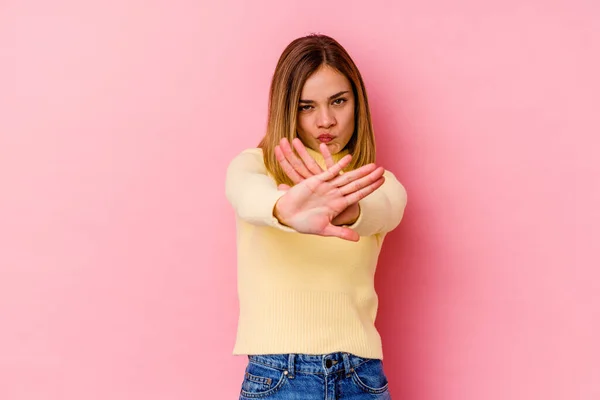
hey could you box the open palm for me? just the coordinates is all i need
[274,146,384,242]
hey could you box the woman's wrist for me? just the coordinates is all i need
[273,199,290,227]
[332,203,360,226]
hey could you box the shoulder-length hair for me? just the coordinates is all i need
[258,34,376,186]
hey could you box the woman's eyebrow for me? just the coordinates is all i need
[299,90,350,103]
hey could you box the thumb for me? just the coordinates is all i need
[322,224,360,242]
[278,184,291,191]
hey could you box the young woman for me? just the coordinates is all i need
[226,34,407,399]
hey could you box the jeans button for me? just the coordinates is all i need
[325,359,333,368]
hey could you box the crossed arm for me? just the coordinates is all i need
[225,139,407,241]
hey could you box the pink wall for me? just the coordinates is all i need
[1,1,599,399]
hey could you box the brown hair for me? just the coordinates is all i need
[258,34,376,186]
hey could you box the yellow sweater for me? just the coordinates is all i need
[225,147,407,359]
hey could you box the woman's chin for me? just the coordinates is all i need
[325,143,342,154]
[309,140,342,155]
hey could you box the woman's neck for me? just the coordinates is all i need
[304,146,349,165]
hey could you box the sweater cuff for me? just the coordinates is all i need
[347,192,390,237]
[262,190,298,233]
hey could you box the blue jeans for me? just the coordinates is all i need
[239,352,391,399]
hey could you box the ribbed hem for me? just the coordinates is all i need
[232,289,383,360]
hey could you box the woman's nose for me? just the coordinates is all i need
[317,107,335,128]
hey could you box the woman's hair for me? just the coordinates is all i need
[258,34,376,186]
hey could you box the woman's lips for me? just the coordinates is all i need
[318,135,334,143]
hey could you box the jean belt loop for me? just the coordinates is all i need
[287,354,296,379]
[342,352,353,377]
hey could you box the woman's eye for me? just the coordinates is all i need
[299,105,313,111]
[333,98,347,105]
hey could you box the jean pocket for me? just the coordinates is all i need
[240,361,288,399]
[351,359,389,395]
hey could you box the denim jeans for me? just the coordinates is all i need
[239,352,391,399]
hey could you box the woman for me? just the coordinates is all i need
[226,34,407,399]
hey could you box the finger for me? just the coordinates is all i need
[293,138,323,175]
[338,167,385,196]
[321,224,360,242]
[280,138,312,178]
[275,144,304,184]
[318,154,353,181]
[343,176,386,205]
[278,184,291,191]
[330,164,380,187]
[319,143,336,169]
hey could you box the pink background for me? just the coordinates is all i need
[1,1,599,399]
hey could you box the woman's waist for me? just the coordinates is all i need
[247,352,377,376]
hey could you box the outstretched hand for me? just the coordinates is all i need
[273,138,385,242]
[275,138,363,227]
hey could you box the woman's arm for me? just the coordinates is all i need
[225,148,296,232]
[346,169,408,236]
[226,147,389,241]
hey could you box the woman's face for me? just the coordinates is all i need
[296,65,355,155]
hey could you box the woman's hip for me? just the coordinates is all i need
[239,352,391,399]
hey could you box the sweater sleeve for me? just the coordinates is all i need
[347,169,408,237]
[225,148,297,232]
